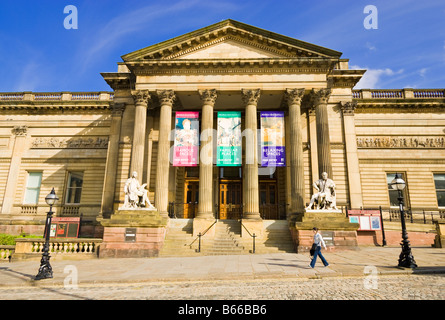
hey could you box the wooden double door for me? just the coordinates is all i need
[184,179,279,220]
[184,180,199,218]
[219,180,242,220]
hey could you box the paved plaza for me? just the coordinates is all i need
[1,247,445,301]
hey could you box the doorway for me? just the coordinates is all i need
[219,181,242,220]
[184,180,199,218]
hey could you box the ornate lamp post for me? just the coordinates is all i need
[390,173,417,268]
[35,188,59,280]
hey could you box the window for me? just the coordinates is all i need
[386,173,408,207]
[65,172,83,204]
[23,172,42,205]
[434,174,445,208]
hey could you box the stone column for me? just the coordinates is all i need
[100,103,125,217]
[130,90,150,177]
[308,106,319,186]
[285,89,305,221]
[155,90,175,215]
[241,89,261,220]
[311,88,333,178]
[341,101,363,209]
[197,89,217,219]
[1,126,28,214]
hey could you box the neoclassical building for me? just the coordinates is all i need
[0,20,444,254]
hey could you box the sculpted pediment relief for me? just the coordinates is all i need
[165,37,287,60]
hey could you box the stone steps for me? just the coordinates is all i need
[159,219,295,257]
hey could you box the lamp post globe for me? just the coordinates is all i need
[35,188,59,280]
[390,174,417,269]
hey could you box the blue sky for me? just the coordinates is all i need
[0,0,444,92]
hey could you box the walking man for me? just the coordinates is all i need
[309,227,329,268]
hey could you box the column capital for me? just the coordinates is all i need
[310,88,331,105]
[110,102,126,116]
[12,125,28,137]
[285,88,305,106]
[241,89,261,107]
[308,106,317,116]
[340,101,357,116]
[131,90,150,106]
[157,89,176,106]
[198,89,218,106]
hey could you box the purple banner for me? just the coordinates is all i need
[260,111,285,167]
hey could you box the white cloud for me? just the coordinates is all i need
[351,65,404,89]
[366,42,376,51]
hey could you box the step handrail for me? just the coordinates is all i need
[188,219,218,252]
[240,220,257,254]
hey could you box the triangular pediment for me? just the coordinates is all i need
[122,19,342,62]
[168,37,288,60]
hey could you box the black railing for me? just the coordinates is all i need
[168,201,198,219]
[168,201,290,220]
[347,206,445,224]
[188,220,217,253]
[259,203,288,220]
[387,208,445,224]
[240,221,256,254]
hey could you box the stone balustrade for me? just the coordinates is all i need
[13,238,102,261]
[353,88,445,99]
[0,246,15,261]
[0,91,114,102]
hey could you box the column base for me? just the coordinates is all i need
[243,212,262,221]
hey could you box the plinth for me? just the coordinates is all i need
[290,209,360,253]
[97,209,168,258]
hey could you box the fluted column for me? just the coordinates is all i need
[285,89,305,220]
[341,101,363,209]
[308,106,319,187]
[155,90,175,215]
[242,89,261,220]
[100,103,125,217]
[130,90,150,177]
[311,88,333,178]
[1,126,28,214]
[197,89,217,219]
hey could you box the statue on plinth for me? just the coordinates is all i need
[306,172,338,211]
[121,171,156,210]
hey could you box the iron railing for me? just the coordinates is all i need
[168,201,289,220]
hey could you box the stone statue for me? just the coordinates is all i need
[306,172,338,211]
[121,171,155,210]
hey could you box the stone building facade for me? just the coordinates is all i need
[0,20,444,250]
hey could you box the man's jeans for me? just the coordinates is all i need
[310,245,329,268]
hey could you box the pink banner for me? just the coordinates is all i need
[173,111,199,166]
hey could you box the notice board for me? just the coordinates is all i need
[50,217,80,238]
[347,210,382,231]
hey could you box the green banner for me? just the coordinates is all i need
[217,111,242,166]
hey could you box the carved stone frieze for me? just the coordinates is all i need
[357,136,445,149]
[31,136,109,149]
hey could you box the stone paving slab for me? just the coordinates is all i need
[0,247,444,288]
